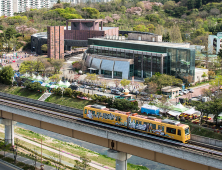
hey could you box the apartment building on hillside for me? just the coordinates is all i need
[0,0,50,17]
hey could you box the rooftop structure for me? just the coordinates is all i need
[65,19,118,40]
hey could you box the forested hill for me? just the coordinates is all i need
[0,0,222,48]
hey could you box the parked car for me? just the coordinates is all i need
[187,88,194,93]
[140,92,148,96]
[141,97,151,101]
[183,89,189,94]
[179,90,183,95]
[111,89,121,95]
[98,88,106,92]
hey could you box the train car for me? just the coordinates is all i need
[128,114,190,143]
[83,105,190,143]
[83,104,129,127]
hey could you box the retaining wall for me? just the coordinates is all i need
[191,134,222,147]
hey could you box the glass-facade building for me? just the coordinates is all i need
[86,38,195,80]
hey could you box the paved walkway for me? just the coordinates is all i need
[0,129,114,170]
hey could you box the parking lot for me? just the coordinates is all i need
[170,84,210,104]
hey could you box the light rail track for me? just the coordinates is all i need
[0,97,222,160]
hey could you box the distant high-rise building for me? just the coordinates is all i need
[0,0,13,17]
[0,0,50,17]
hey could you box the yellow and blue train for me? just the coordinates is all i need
[83,104,190,143]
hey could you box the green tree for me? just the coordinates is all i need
[19,61,36,75]
[120,79,130,88]
[133,25,149,32]
[41,44,47,52]
[57,0,61,3]
[218,49,222,59]
[187,0,195,10]
[191,101,207,125]
[5,27,17,40]
[169,25,182,43]
[144,74,183,91]
[34,59,45,72]
[201,72,207,81]
[207,99,222,128]
[81,7,100,19]
[50,59,64,73]
[0,66,14,85]
[49,74,61,82]
[85,73,98,82]
[196,0,202,8]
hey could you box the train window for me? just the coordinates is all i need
[92,111,95,116]
[166,127,176,134]
[162,126,164,132]
[84,109,87,114]
[144,122,148,126]
[97,112,101,118]
[116,116,121,121]
[178,130,181,136]
[158,125,161,130]
[136,120,139,125]
[139,121,142,125]
[152,124,156,130]
[119,116,121,122]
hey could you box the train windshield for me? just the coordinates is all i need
[185,127,190,135]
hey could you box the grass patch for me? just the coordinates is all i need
[46,94,95,110]
[0,84,42,100]
[188,123,222,140]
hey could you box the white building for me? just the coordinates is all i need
[0,0,51,17]
[0,0,13,17]
[208,32,222,55]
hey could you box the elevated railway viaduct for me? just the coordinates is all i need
[0,92,221,170]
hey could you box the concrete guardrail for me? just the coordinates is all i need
[191,134,222,147]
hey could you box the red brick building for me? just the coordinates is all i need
[47,19,119,59]
[47,26,64,60]
[64,19,119,40]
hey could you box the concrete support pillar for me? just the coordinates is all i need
[0,119,17,145]
[141,70,143,78]
[107,149,132,170]
[101,21,103,30]
[66,21,68,31]
[99,69,101,75]
[112,71,114,79]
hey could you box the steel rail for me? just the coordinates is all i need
[0,98,222,159]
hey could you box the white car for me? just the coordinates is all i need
[183,89,189,94]
[179,90,183,95]
[187,88,194,93]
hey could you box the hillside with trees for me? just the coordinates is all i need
[0,0,222,52]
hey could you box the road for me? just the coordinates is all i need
[170,84,210,103]
[0,159,21,170]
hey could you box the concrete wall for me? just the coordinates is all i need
[64,30,105,40]
[191,134,222,147]
[128,33,162,42]
[194,68,208,83]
